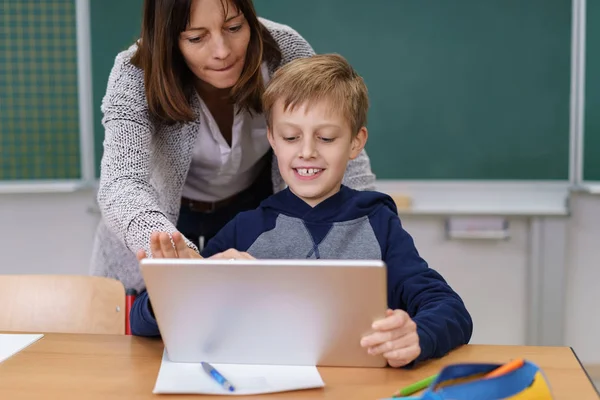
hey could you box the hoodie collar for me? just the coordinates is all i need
[268,185,356,222]
[261,184,398,223]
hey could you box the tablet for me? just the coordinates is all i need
[140,258,388,367]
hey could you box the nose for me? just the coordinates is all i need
[299,137,318,160]
[211,33,232,61]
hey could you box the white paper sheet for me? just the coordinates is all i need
[153,350,325,395]
[0,333,44,363]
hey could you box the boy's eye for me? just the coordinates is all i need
[226,24,242,33]
[319,137,335,143]
[283,136,298,142]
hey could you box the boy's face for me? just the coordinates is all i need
[267,99,367,207]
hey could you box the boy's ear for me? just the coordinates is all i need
[349,127,368,160]
[267,127,276,150]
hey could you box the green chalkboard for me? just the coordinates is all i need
[255,0,572,180]
[90,0,144,178]
[89,0,573,181]
[584,0,600,181]
[0,0,81,181]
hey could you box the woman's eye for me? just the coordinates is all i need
[227,25,242,33]
[188,36,205,44]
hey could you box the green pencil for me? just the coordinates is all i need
[392,374,439,397]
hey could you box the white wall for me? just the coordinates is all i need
[0,190,598,365]
[0,190,99,275]
[565,193,600,365]
[401,216,529,346]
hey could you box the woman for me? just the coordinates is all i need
[90,0,376,292]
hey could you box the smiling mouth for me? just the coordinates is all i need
[295,168,323,177]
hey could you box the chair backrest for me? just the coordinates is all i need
[0,275,125,335]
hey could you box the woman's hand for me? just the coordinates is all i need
[136,231,201,260]
[135,232,254,261]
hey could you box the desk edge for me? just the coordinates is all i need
[570,346,600,397]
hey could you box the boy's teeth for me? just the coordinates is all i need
[297,168,321,176]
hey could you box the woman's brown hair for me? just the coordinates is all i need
[131,0,281,124]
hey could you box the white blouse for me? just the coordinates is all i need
[182,64,272,202]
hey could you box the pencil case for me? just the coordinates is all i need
[412,360,554,399]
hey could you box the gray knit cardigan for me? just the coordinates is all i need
[89,18,376,292]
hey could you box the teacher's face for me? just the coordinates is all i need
[179,0,251,91]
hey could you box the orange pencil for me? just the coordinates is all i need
[485,358,525,379]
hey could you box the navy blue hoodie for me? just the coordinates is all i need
[131,185,473,364]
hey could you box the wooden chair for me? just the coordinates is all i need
[0,275,126,335]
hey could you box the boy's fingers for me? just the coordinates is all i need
[360,327,404,348]
[226,249,253,259]
[366,331,419,356]
[239,251,255,260]
[384,344,421,368]
[372,310,409,331]
[361,318,416,348]
[150,232,163,258]
[211,249,255,260]
[208,251,229,259]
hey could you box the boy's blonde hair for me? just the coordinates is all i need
[262,53,369,136]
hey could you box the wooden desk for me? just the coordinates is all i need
[0,333,597,399]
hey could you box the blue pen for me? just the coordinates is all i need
[201,362,235,392]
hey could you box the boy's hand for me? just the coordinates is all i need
[209,248,255,260]
[360,309,421,368]
[136,231,202,260]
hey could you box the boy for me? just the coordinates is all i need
[131,54,473,368]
